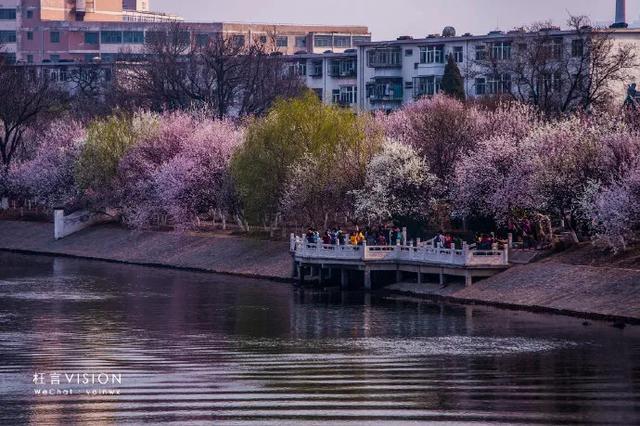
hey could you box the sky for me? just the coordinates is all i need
[152,0,640,40]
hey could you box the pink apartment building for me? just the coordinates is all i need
[0,1,370,64]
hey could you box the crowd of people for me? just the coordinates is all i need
[474,233,499,250]
[303,227,507,251]
[305,225,406,247]
[302,218,549,252]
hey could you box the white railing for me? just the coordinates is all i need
[290,234,509,267]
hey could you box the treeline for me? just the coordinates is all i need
[1,92,639,252]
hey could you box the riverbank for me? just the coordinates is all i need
[388,246,640,324]
[1,220,638,323]
[0,220,293,281]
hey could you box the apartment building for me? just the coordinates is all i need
[0,0,18,62]
[285,50,359,109]
[0,1,370,64]
[355,29,517,111]
[356,25,640,112]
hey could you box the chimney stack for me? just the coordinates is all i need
[611,0,629,28]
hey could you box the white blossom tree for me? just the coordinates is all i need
[353,141,438,223]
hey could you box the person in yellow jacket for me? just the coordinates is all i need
[349,232,359,246]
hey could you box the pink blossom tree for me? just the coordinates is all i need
[117,111,242,229]
[588,166,640,251]
[381,95,483,187]
[7,119,85,208]
[453,135,540,225]
[527,116,627,231]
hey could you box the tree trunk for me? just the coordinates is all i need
[235,214,245,232]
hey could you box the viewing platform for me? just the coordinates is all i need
[290,235,510,289]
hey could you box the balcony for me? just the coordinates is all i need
[367,48,402,68]
[308,61,323,78]
[367,78,403,102]
[328,59,357,78]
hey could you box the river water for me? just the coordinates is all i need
[0,252,638,425]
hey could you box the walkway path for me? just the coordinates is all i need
[389,252,640,322]
[0,220,292,280]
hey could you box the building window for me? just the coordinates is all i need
[475,45,487,61]
[84,32,98,44]
[27,31,33,41]
[420,46,444,64]
[332,89,341,104]
[0,8,16,20]
[334,36,351,48]
[50,54,60,63]
[196,33,209,47]
[453,46,463,63]
[414,75,442,97]
[259,35,267,44]
[0,52,16,64]
[314,35,332,48]
[366,78,403,101]
[231,34,245,48]
[101,31,122,44]
[144,31,165,44]
[367,48,402,68]
[329,58,356,77]
[27,54,33,63]
[491,42,511,60]
[309,60,322,77]
[26,10,34,19]
[475,78,486,95]
[0,31,16,43]
[287,61,306,77]
[50,31,60,43]
[542,38,563,59]
[276,36,288,48]
[488,73,512,94]
[571,39,584,57]
[405,49,413,56]
[295,36,306,48]
[123,31,144,44]
[339,86,357,105]
[538,71,562,93]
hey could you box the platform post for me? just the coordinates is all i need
[298,264,305,286]
[364,268,372,290]
[464,271,473,287]
[341,268,349,289]
[439,271,445,286]
[417,270,422,285]
[395,269,402,283]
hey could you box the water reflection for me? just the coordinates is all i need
[0,253,638,425]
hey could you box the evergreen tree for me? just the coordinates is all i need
[441,54,465,101]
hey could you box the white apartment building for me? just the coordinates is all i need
[356,26,640,112]
[286,50,358,109]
